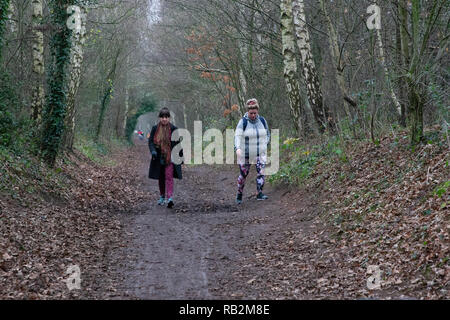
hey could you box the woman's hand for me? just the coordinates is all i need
[151,151,157,159]
[236,149,244,165]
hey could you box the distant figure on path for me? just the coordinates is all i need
[234,98,270,204]
[148,108,183,208]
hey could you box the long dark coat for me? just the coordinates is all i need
[148,123,183,180]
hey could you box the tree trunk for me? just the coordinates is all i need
[408,84,423,145]
[122,79,130,136]
[0,0,11,59]
[95,48,121,142]
[238,66,247,114]
[182,103,187,130]
[247,1,255,88]
[375,28,402,117]
[41,0,74,167]
[31,0,45,123]
[292,0,334,132]
[405,0,444,144]
[408,0,423,145]
[395,8,407,127]
[63,6,87,150]
[6,0,14,32]
[280,0,303,135]
[318,0,356,118]
[237,38,248,115]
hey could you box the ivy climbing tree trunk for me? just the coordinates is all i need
[280,0,303,135]
[31,0,45,123]
[292,0,334,132]
[41,0,74,167]
[63,5,87,151]
[95,48,121,142]
[0,0,11,60]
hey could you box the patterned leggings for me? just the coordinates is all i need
[159,163,174,198]
[237,157,265,194]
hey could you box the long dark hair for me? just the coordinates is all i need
[158,107,171,118]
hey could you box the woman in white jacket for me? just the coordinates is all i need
[234,98,270,204]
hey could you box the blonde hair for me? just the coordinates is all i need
[246,98,259,110]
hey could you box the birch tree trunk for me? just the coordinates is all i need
[395,8,407,127]
[375,28,402,117]
[63,6,87,150]
[120,55,130,137]
[6,0,14,33]
[280,0,303,135]
[122,78,130,136]
[318,0,356,118]
[246,1,255,84]
[31,0,45,122]
[238,66,247,114]
[182,102,187,130]
[292,0,333,132]
[237,33,248,115]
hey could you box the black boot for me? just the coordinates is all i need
[167,197,174,208]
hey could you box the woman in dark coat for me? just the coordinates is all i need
[148,108,183,208]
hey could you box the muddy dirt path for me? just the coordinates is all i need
[109,143,315,299]
[100,141,437,301]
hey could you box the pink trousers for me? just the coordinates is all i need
[158,163,174,198]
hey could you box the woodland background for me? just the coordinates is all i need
[0,0,448,300]
[0,0,448,161]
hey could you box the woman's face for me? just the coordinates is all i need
[160,115,170,125]
[248,108,258,121]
